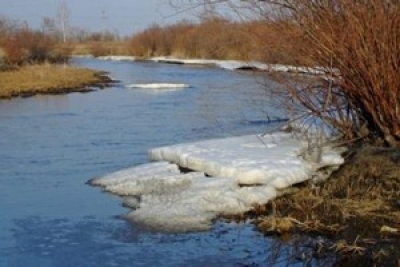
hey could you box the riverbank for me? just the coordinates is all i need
[0,64,114,99]
[249,147,400,266]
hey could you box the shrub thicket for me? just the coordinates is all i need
[0,20,72,65]
[267,0,400,147]
[127,18,305,64]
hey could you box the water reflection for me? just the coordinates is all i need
[4,217,267,266]
[4,216,336,266]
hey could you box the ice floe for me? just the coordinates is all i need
[126,83,191,89]
[89,132,344,232]
[97,55,136,61]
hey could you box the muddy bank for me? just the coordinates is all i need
[0,64,115,99]
[249,147,400,266]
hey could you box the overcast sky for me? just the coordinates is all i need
[0,0,199,36]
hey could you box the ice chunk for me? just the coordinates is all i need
[89,132,344,232]
[104,172,194,196]
[88,162,179,187]
[97,55,136,61]
[126,83,190,89]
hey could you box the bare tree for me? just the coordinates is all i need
[57,1,70,43]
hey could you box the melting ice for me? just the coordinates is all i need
[126,83,191,90]
[89,132,343,232]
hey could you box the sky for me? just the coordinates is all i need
[0,0,199,36]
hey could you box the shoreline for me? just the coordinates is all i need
[89,127,400,265]
[247,146,400,266]
[78,54,331,75]
[0,63,116,100]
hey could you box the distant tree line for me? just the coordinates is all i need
[127,17,306,65]
[0,16,123,65]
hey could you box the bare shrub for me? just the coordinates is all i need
[275,0,400,146]
[88,41,109,57]
[128,24,170,58]
[3,37,24,65]
[183,0,399,147]
[127,17,303,62]
[19,29,56,63]
[1,25,69,65]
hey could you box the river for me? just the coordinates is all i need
[0,58,312,266]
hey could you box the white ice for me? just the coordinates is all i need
[89,55,331,75]
[89,161,179,187]
[150,56,330,75]
[97,55,136,61]
[126,83,190,89]
[90,132,344,232]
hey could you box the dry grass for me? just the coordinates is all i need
[0,64,112,99]
[72,41,130,57]
[251,147,400,266]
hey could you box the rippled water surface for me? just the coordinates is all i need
[0,58,306,266]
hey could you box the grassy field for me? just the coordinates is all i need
[0,64,112,99]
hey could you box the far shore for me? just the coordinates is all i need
[0,63,114,99]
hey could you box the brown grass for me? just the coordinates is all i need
[0,64,112,99]
[252,147,400,266]
[71,41,130,57]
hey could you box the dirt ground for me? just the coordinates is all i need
[248,146,400,266]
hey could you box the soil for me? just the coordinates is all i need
[246,147,400,266]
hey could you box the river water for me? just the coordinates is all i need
[0,58,317,266]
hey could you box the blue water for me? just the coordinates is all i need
[0,58,324,266]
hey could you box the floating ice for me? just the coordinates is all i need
[126,83,190,89]
[89,132,344,232]
[97,55,136,61]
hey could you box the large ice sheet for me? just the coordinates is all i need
[149,133,342,188]
[89,132,343,232]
